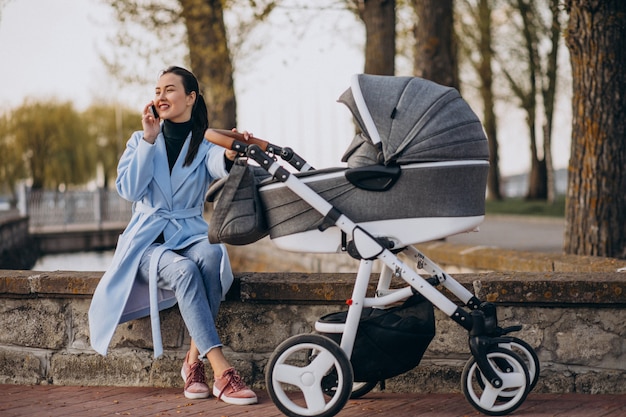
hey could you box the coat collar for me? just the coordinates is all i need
[153,132,211,208]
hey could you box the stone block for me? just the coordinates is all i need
[216,302,338,353]
[0,299,66,349]
[50,350,154,386]
[575,370,626,394]
[0,349,46,384]
[109,307,185,351]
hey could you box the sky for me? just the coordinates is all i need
[0,0,571,176]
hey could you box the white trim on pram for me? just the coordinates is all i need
[270,215,484,253]
[351,74,382,145]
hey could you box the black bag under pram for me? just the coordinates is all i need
[205,74,539,417]
[318,294,435,382]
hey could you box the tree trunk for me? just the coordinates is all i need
[179,0,237,129]
[359,0,396,75]
[412,0,459,89]
[542,0,562,204]
[564,0,626,258]
[477,0,502,200]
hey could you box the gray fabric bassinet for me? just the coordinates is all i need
[258,75,490,253]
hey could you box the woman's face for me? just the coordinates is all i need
[154,72,196,123]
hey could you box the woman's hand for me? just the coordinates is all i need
[141,102,160,144]
[224,128,254,161]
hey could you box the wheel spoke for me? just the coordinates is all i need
[273,363,307,388]
[301,383,328,413]
[310,349,336,378]
[499,369,526,389]
[478,384,500,408]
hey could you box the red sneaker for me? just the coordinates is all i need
[213,368,258,405]
[181,352,210,399]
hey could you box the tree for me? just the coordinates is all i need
[563,0,626,259]
[0,112,26,203]
[348,0,396,75]
[457,0,502,200]
[9,100,96,190]
[178,0,236,128]
[497,0,563,201]
[82,105,142,188]
[411,0,459,89]
[104,0,277,130]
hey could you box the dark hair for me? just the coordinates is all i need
[160,66,209,166]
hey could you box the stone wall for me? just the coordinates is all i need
[0,215,38,269]
[1,258,625,394]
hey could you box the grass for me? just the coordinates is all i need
[485,195,566,218]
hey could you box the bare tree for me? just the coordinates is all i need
[458,0,502,200]
[497,0,563,201]
[563,0,626,258]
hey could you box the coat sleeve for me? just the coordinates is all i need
[116,132,157,202]
[206,142,229,180]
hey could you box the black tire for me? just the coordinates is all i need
[501,338,540,392]
[462,347,530,416]
[266,334,354,417]
[476,338,541,398]
[350,381,378,399]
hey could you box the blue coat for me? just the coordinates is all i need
[89,130,233,358]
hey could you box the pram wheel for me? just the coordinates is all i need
[474,338,540,398]
[462,347,530,416]
[350,381,378,399]
[499,338,540,392]
[266,334,353,417]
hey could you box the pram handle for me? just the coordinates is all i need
[204,128,270,152]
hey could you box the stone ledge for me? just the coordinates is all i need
[420,242,626,273]
[2,269,625,306]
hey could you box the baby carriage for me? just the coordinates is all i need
[206,74,539,417]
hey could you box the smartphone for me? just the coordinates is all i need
[150,104,159,119]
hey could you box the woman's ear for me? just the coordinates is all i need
[187,91,197,107]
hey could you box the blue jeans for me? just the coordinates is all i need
[138,240,224,357]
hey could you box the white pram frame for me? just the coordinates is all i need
[206,129,539,417]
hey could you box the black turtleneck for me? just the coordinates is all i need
[162,119,193,172]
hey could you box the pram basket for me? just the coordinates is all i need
[205,74,539,417]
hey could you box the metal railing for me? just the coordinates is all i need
[22,188,132,231]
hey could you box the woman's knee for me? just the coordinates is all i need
[162,257,201,290]
[188,242,223,268]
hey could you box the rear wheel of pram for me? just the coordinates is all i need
[462,347,530,416]
[266,334,354,417]
[350,381,378,399]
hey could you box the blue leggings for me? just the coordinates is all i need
[138,240,224,357]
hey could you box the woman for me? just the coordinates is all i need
[89,66,257,405]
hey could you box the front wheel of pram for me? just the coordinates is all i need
[266,334,354,417]
[462,347,530,416]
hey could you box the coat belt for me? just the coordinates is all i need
[135,202,203,357]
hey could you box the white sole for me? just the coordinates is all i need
[181,367,210,399]
[212,387,258,405]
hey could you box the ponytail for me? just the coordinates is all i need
[185,93,209,166]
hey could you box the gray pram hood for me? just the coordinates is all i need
[338,74,489,165]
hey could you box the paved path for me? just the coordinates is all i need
[447,214,565,253]
[1,385,625,417]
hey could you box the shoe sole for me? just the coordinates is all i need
[212,387,258,405]
[181,368,210,399]
[184,390,210,399]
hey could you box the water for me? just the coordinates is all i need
[32,250,115,271]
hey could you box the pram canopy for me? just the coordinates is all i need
[338,74,489,166]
